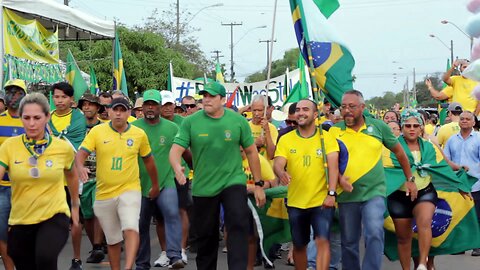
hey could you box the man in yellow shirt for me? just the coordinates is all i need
[436,102,462,147]
[274,99,339,270]
[76,97,160,270]
[249,94,278,161]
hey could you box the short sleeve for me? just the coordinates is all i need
[378,120,398,149]
[0,139,10,169]
[274,136,289,159]
[80,126,97,154]
[139,131,152,158]
[64,145,75,170]
[259,155,275,181]
[323,130,339,154]
[441,85,453,98]
[173,117,192,149]
[240,117,254,149]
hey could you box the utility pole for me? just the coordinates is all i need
[412,68,416,108]
[176,0,180,45]
[222,22,242,82]
[211,50,224,63]
[259,39,276,70]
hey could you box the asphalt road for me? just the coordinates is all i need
[2,224,478,269]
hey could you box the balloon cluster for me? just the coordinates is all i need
[467,0,480,60]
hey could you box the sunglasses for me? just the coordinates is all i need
[28,156,40,178]
[285,119,298,125]
[403,124,421,129]
[184,104,196,109]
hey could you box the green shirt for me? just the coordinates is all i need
[171,114,190,178]
[174,109,254,197]
[132,118,178,197]
[329,117,398,203]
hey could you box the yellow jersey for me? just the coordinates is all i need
[249,121,278,161]
[80,122,151,200]
[0,111,25,186]
[51,110,73,133]
[275,129,339,209]
[442,76,478,112]
[0,135,73,225]
[242,154,275,188]
[436,121,460,147]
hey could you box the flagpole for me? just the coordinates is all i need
[297,0,328,175]
[263,0,278,120]
[112,21,116,92]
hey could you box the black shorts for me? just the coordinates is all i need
[175,179,192,210]
[387,182,438,219]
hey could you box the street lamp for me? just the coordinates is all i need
[392,61,416,108]
[176,2,223,44]
[441,20,473,51]
[429,34,454,64]
[233,25,267,48]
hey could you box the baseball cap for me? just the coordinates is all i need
[133,97,144,109]
[159,90,175,105]
[199,82,226,97]
[4,79,26,93]
[447,102,463,112]
[110,97,131,110]
[78,93,101,108]
[143,89,161,104]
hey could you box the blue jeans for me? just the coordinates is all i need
[338,196,385,270]
[136,188,182,270]
[0,186,11,241]
[307,229,341,269]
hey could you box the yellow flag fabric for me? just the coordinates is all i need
[3,8,59,64]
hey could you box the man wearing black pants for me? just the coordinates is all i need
[169,82,266,270]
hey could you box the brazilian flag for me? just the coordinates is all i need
[249,186,290,266]
[383,136,480,259]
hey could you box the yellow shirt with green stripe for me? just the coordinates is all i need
[0,135,73,225]
[275,129,339,209]
[0,111,25,187]
[50,110,72,134]
[329,117,398,203]
[80,122,152,200]
[249,121,278,162]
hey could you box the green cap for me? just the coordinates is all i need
[143,89,161,104]
[199,82,226,97]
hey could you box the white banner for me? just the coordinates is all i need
[170,67,311,108]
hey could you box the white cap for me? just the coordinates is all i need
[160,90,175,105]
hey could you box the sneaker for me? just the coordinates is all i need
[168,259,185,269]
[154,251,170,267]
[222,246,228,253]
[69,259,82,270]
[181,249,188,264]
[472,248,480,256]
[86,248,105,263]
[416,264,427,270]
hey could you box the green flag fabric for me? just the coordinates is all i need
[249,186,290,266]
[313,0,339,18]
[383,136,480,259]
[167,62,173,91]
[283,54,309,106]
[113,33,128,96]
[89,65,99,95]
[438,59,450,125]
[65,50,88,102]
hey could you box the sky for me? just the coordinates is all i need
[61,0,474,99]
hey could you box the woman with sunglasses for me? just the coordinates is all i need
[0,93,79,270]
[383,109,472,270]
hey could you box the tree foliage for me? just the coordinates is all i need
[245,48,300,82]
[59,26,204,97]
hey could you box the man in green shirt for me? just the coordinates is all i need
[132,90,188,269]
[170,82,266,270]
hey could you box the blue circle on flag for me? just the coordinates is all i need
[412,198,452,237]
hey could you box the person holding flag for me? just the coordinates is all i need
[249,95,278,161]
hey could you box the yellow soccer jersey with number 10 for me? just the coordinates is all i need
[80,122,152,200]
[0,135,74,225]
[275,129,339,209]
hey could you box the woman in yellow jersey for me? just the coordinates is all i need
[0,93,79,270]
[386,109,437,270]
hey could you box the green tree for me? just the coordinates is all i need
[245,48,299,82]
[60,26,201,97]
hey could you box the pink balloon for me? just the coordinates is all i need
[468,0,480,13]
[473,84,480,100]
[471,41,480,61]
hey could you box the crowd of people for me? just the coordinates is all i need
[0,57,478,270]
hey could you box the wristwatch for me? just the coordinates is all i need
[327,190,337,197]
[254,180,265,187]
[407,176,415,183]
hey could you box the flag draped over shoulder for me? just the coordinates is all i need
[89,65,100,95]
[65,50,88,102]
[289,0,354,107]
[249,186,290,266]
[283,53,310,106]
[113,33,128,96]
[383,136,480,259]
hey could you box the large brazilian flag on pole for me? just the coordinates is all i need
[382,136,480,259]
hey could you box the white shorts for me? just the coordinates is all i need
[93,190,141,245]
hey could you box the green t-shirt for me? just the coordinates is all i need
[329,117,398,203]
[171,114,190,178]
[174,109,254,197]
[132,118,178,197]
